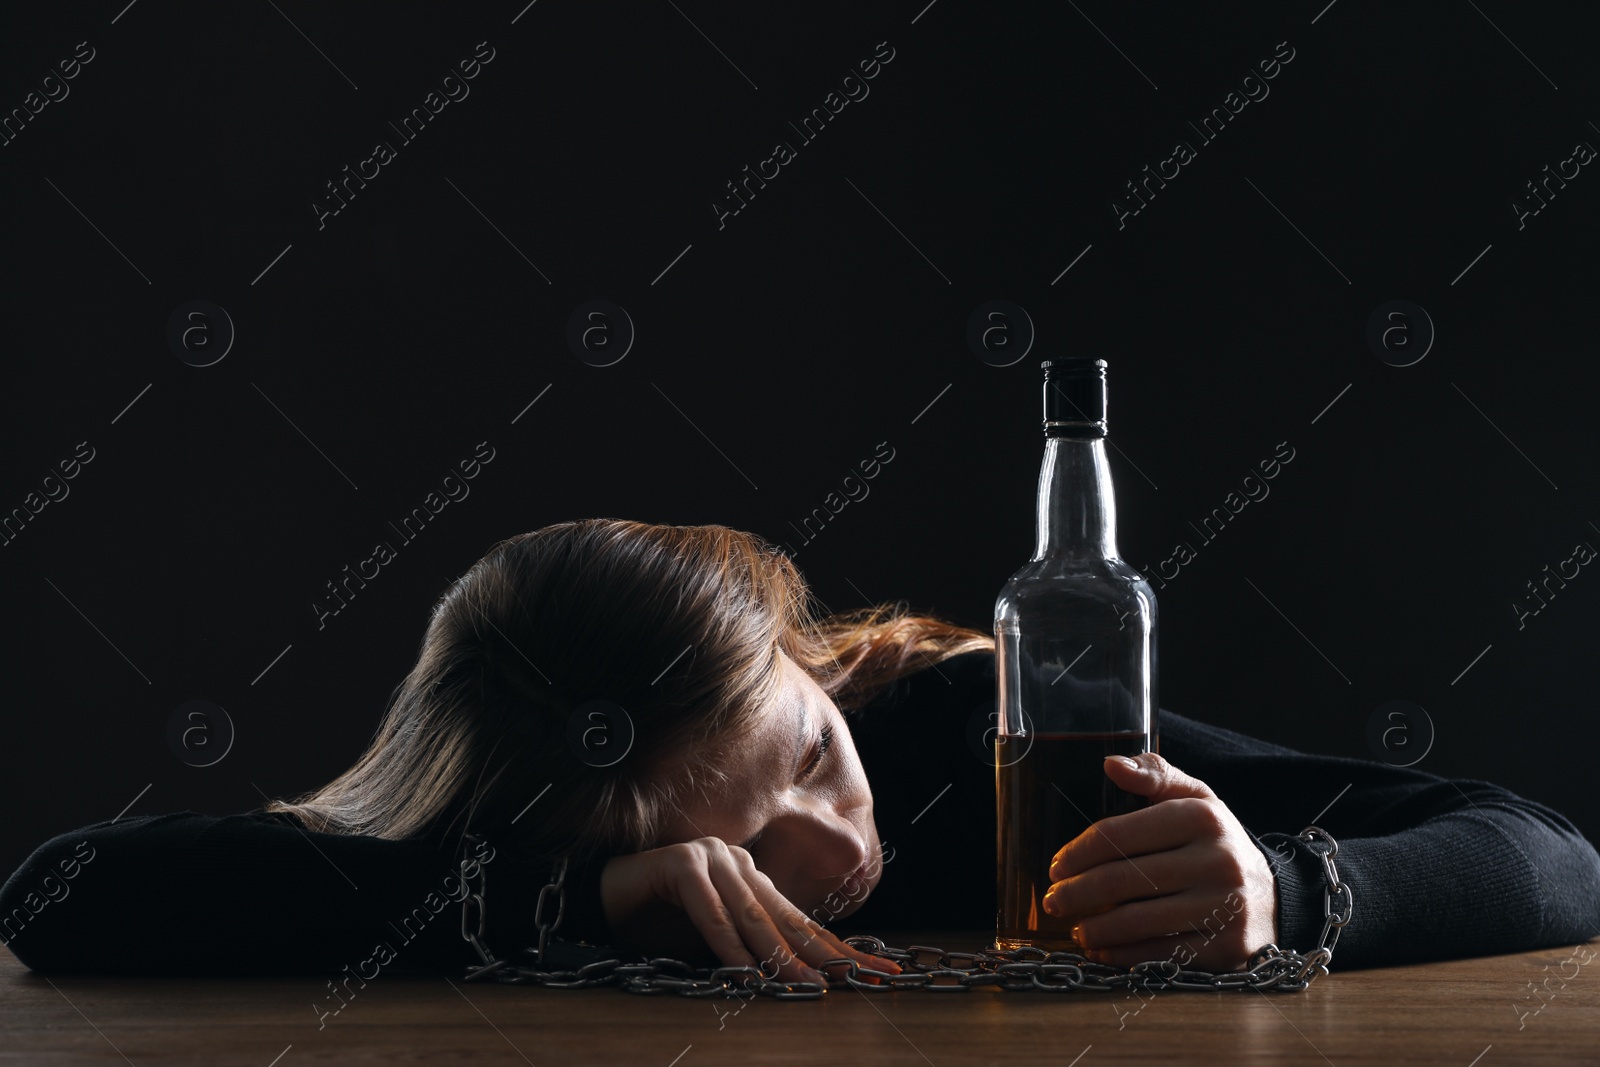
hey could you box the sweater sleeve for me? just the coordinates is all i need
[839,649,1600,970]
[0,809,622,975]
[1161,711,1600,968]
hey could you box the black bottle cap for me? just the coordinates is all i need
[1041,358,1107,437]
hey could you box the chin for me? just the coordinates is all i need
[832,890,872,921]
[797,872,875,924]
[832,866,881,920]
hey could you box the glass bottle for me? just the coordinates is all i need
[993,357,1159,952]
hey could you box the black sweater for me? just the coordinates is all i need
[4,651,1597,976]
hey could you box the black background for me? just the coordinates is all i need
[3,0,1597,904]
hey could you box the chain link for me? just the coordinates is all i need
[459,826,1350,997]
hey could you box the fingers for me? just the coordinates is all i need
[1044,843,1193,919]
[773,904,900,982]
[1051,797,1221,881]
[1068,889,1233,952]
[729,848,903,981]
[1105,751,1219,802]
[672,846,806,979]
[693,840,900,985]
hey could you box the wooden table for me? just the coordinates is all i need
[4,932,1597,1065]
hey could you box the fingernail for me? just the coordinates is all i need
[1111,755,1140,771]
[802,967,827,984]
[1071,924,1086,946]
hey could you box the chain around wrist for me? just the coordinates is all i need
[1296,824,1354,969]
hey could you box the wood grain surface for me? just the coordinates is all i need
[4,932,1596,1066]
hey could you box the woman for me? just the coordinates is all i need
[3,519,1597,985]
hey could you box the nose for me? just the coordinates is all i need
[789,796,869,878]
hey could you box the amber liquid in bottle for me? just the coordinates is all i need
[995,732,1152,950]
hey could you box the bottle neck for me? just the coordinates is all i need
[1034,435,1119,559]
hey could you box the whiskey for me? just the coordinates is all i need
[995,731,1151,950]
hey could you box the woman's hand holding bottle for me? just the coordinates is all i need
[1044,752,1280,971]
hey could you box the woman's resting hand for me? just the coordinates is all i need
[1044,751,1280,971]
[599,837,901,984]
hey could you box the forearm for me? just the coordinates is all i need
[1256,807,1600,969]
[0,812,620,975]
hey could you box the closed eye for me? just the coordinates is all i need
[739,724,835,854]
[800,723,834,782]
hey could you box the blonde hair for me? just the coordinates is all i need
[264,519,993,864]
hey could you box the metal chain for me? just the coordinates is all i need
[459,825,1351,997]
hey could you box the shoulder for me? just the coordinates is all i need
[1158,707,1308,758]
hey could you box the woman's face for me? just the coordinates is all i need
[664,650,885,922]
